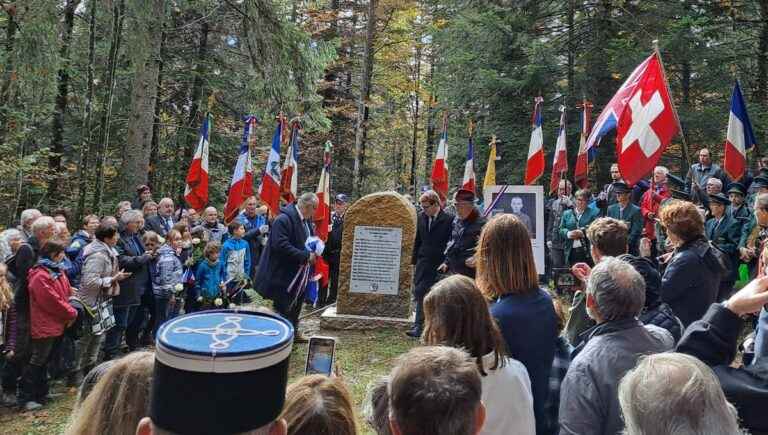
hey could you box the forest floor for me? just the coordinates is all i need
[0,301,417,435]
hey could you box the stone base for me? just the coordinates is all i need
[320,306,413,331]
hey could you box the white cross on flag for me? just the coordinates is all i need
[615,52,678,185]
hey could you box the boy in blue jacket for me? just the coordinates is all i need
[195,241,223,309]
[219,222,251,303]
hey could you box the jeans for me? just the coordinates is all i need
[74,329,104,374]
[753,308,768,366]
[19,337,57,403]
[154,297,171,338]
[103,306,138,358]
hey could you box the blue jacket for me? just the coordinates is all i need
[151,245,183,298]
[66,230,92,261]
[219,237,251,283]
[491,288,558,435]
[195,260,222,299]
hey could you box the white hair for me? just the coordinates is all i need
[31,216,55,237]
[654,166,668,176]
[586,257,645,321]
[0,229,24,261]
[707,178,723,188]
[297,192,319,208]
[20,209,42,228]
[120,209,144,225]
[620,353,744,435]
[756,192,768,211]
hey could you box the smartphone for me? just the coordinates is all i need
[305,336,337,376]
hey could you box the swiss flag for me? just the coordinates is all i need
[616,52,678,186]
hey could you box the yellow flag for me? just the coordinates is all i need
[483,136,497,189]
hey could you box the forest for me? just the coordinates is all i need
[0,0,766,225]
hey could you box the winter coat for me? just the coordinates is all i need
[115,231,152,307]
[677,304,768,435]
[27,260,77,339]
[559,207,600,265]
[152,245,183,299]
[195,260,222,299]
[558,319,674,435]
[412,209,453,297]
[445,209,486,278]
[640,184,671,240]
[238,211,269,278]
[660,236,726,327]
[705,212,741,283]
[65,230,92,261]
[219,238,251,283]
[255,204,311,302]
[145,214,175,237]
[78,240,120,308]
[606,203,643,254]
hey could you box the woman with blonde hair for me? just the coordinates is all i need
[65,351,153,435]
[423,274,535,435]
[475,214,558,435]
[281,374,358,435]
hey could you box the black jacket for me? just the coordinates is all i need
[114,232,152,307]
[445,209,486,278]
[323,212,345,264]
[412,209,453,296]
[661,236,725,327]
[145,214,175,237]
[677,304,768,434]
[255,204,311,303]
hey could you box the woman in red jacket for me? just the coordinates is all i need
[18,240,77,411]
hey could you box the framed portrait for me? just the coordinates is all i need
[483,185,545,275]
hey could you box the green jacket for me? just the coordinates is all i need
[559,206,600,265]
[606,203,643,253]
[706,212,740,282]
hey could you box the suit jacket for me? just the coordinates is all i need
[445,209,486,278]
[114,232,152,307]
[606,203,643,254]
[412,209,454,296]
[705,213,740,282]
[255,204,311,302]
[559,207,600,265]
[145,214,175,237]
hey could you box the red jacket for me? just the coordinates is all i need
[27,264,77,339]
[640,184,671,240]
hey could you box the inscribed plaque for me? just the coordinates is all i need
[349,226,402,295]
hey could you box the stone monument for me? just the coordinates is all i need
[321,191,417,330]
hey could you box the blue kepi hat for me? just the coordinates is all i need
[150,310,294,435]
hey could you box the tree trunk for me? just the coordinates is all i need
[48,0,81,204]
[121,0,165,195]
[0,5,18,145]
[92,0,126,211]
[567,0,574,104]
[424,50,436,180]
[352,0,377,196]
[148,30,166,190]
[409,42,422,195]
[76,0,97,220]
[756,0,768,155]
[178,20,209,206]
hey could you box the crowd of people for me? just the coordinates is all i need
[0,147,767,434]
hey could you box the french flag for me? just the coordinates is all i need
[723,80,757,181]
[280,119,301,203]
[525,96,545,185]
[223,116,257,223]
[184,113,211,210]
[574,99,594,188]
[258,118,284,217]
[550,105,568,194]
[584,55,653,153]
[314,141,333,287]
[430,114,449,202]
[461,126,476,194]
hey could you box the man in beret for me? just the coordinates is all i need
[606,182,642,255]
[439,189,486,278]
[707,193,741,301]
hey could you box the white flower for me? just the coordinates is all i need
[158,236,166,244]
[228,303,236,309]
[214,298,223,306]
[174,283,184,292]
[197,296,203,302]
[191,238,201,245]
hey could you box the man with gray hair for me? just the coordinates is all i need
[619,353,744,435]
[559,257,673,435]
[17,209,42,241]
[388,346,486,435]
[145,197,176,237]
[256,192,319,335]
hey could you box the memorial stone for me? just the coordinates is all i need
[321,191,416,329]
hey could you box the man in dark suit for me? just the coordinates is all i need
[321,193,349,306]
[606,182,643,255]
[706,193,741,301]
[255,192,318,338]
[408,190,454,338]
[145,197,176,237]
[440,189,486,278]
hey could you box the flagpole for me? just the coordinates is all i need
[653,39,692,171]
